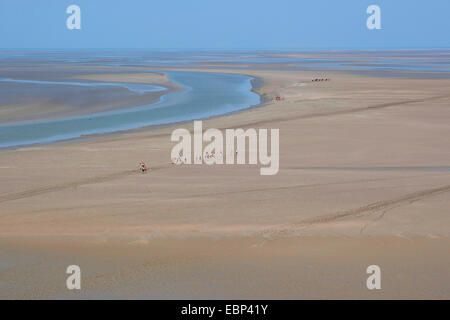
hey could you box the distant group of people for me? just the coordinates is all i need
[312,78,330,82]
[172,151,225,164]
[204,151,223,161]
[172,156,188,164]
[141,150,239,170]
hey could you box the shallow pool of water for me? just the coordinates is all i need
[0,70,260,149]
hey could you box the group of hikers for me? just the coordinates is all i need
[172,157,188,164]
[171,150,227,164]
[140,149,236,172]
[312,78,330,82]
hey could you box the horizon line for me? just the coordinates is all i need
[1,47,450,52]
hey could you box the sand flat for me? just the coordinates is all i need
[0,66,449,299]
[0,70,176,123]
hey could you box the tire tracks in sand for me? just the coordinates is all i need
[0,164,170,205]
[259,183,450,240]
[244,94,450,129]
[132,94,450,141]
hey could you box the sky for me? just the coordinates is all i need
[0,0,449,50]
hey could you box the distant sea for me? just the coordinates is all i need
[1,50,449,148]
[0,70,260,149]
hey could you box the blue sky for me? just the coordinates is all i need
[0,0,449,50]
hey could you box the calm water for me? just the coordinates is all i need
[0,71,260,149]
[0,78,165,95]
[1,50,448,148]
[1,50,449,72]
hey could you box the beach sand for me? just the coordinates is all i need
[0,66,449,299]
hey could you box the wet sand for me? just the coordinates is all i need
[0,70,177,124]
[1,236,449,299]
[0,64,449,299]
